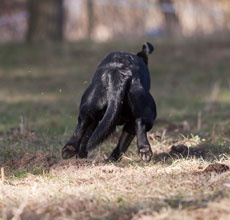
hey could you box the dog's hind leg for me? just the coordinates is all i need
[62,116,92,159]
[108,123,135,161]
[78,121,98,158]
[86,71,130,151]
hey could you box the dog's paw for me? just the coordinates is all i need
[139,146,153,162]
[78,150,88,159]
[106,150,121,162]
[62,145,76,159]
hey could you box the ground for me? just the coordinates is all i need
[0,37,230,220]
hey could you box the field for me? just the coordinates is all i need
[0,38,230,220]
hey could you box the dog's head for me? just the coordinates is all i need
[136,42,154,65]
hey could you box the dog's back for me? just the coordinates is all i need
[92,51,151,90]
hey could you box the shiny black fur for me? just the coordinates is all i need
[62,42,157,161]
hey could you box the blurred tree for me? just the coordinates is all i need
[87,0,94,39]
[27,0,63,42]
[220,0,230,31]
[158,0,181,35]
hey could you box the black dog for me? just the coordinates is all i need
[62,42,157,161]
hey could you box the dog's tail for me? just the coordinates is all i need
[86,71,130,151]
[137,42,154,65]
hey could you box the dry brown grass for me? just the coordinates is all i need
[1,144,230,220]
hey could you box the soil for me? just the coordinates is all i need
[203,163,230,174]
[153,144,206,162]
[4,152,57,170]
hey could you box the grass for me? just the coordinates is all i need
[0,37,230,219]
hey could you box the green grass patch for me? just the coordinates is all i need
[0,38,230,164]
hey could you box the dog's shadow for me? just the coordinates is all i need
[152,143,230,163]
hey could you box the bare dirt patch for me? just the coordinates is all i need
[4,152,57,170]
[203,163,230,174]
[153,144,207,163]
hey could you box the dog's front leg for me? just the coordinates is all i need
[62,117,90,159]
[135,118,153,162]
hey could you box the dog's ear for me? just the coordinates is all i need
[137,42,154,65]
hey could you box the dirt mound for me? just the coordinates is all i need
[4,152,57,170]
[153,144,206,162]
[203,163,230,174]
[170,144,206,157]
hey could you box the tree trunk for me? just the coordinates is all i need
[159,0,181,35]
[221,0,230,32]
[87,0,94,39]
[27,0,63,42]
